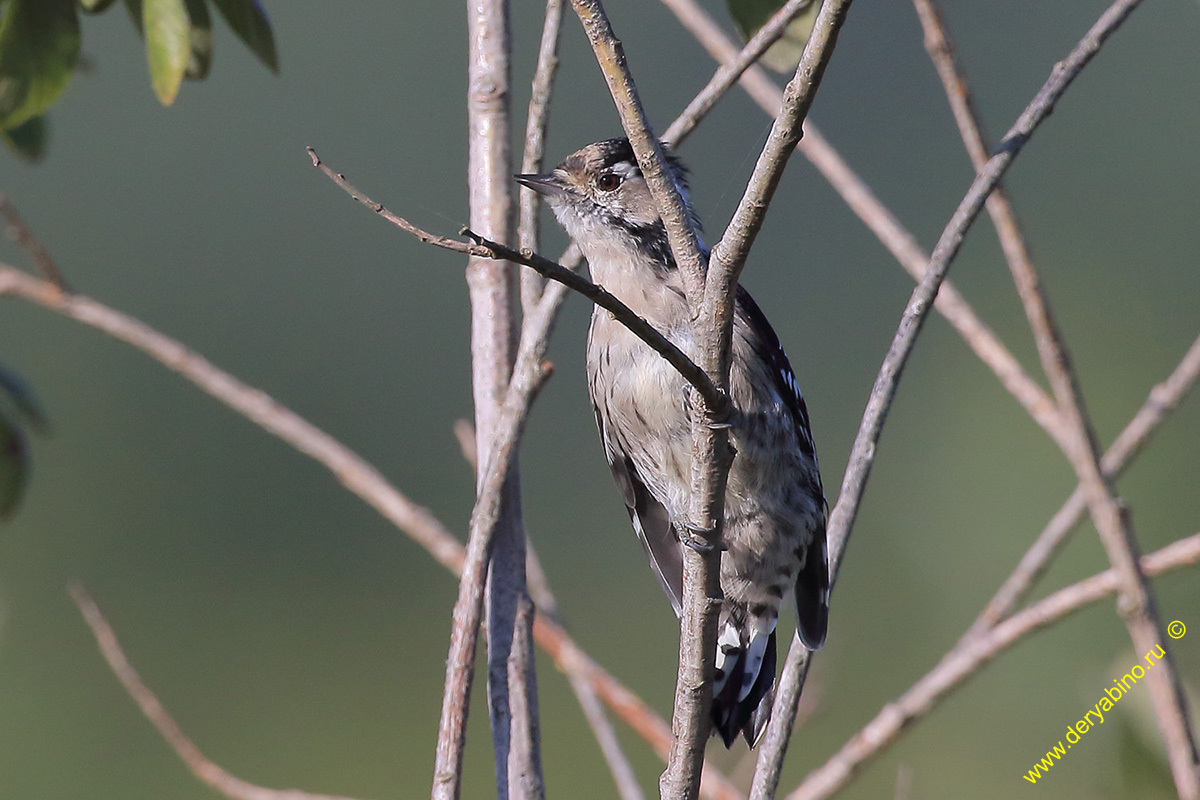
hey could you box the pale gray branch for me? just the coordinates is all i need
[518,0,565,313]
[786,531,1200,800]
[0,192,69,290]
[914,2,1199,793]
[657,0,1065,451]
[661,0,814,147]
[71,584,369,800]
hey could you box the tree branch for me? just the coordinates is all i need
[566,0,707,303]
[0,261,741,800]
[786,531,1200,800]
[0,192,70,290]
[914,3,1199,794]
[518,0,565,313]
[657,0,1066,451]
[307,147,723,414]
[70,584,370,800]
[966,331,1200,638]
[661,0,814,147]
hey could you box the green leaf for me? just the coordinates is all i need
[123,0,144,36]
[0,364,48,431]
[78,0,119,13]
[142,0,190,105]
[182,0,212,80]
[0,113,47,161]
[0,0,81,129]
[726,0,820,74]
[0,413,27,521]
[211,0,277,72]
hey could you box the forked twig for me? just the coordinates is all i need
[913,1,1199,793]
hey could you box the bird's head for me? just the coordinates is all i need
[515,137,700,269]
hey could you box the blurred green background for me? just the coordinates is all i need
[2,1,1199,798]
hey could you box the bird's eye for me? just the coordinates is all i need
[596,172,622,191]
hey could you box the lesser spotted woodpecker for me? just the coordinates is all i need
[516,138,828,747]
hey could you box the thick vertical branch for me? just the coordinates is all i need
[433,1,543,798]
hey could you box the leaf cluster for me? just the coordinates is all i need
[0,0,277,161]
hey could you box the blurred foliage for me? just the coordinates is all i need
[726,0,821,73]
[0,363,46,521]
[0,0,276,160]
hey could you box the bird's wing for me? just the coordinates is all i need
[735,285,829,649]
[593,405,684,616]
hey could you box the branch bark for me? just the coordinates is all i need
[71,584,371,800]
[0,260,742,800]
[786,532,1200,800]
[913,3,1199,794]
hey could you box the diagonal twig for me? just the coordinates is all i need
[518,0,565,314]
[786,531,1200,800]
[657,0,1066,452]
[307,147,723,413]
[913,1,1199,794]
[661,0,813,147]
[0,193,70,290]
[0,261,742,800]
[70,584,371,800]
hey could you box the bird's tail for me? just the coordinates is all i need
[711,619,777,748]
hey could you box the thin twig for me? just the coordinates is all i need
[567,0,708,303]
[786,531,1200,800]
[706,0,854,320]
[0,193,70,290]
[657,0,1066,451]
[762,2,1153,796]
[915,1,1199,792]
[661,0,813,147]
[518,0,565,313]
[307,147,724,419]
[0,262,741,800]
[966,330,1200,637]
[70,584,370,800]
[565,4,735,796]
[434,295,554,800]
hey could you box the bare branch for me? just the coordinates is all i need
[0,262,739,799]
[657,0,1064,451]
[567,0,707,302]
[967,331,1200,637]
[706,0,854,310]
[661,0,813,147]
[914,1,1199,791]
[70,584,370,800]
[0,265,467,574]
[786,531,1200,800]
[0,193,69,290]
[307,147,724,414]
[826,0,1148,582]
[518,0,565,312]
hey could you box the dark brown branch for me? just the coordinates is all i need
[70,584,370,800]
[0,193,69,290]
[307,146,724,416]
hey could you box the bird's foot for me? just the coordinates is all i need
[679,521,727,554]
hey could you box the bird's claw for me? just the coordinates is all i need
[679,522,727,554]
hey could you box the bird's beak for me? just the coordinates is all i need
[514,172,567,198]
